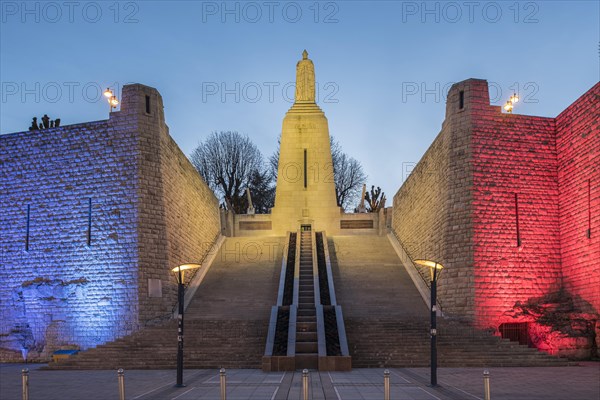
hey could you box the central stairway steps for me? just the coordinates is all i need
[294,231,319,369]
[263,231,351,371]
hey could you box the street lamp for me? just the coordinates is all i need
[171,263,201,387]
[103,88,119,112]
[414,259,445,387]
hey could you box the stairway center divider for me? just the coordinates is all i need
[320,232,350,359]
[263,231,290,359]
[313,230,328,359]
[287,230,301,357]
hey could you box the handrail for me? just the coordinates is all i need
[276,232,292,306]
[184,232,222,287]
[169,233,223,317]
[146,233,224,326]
[387,230,444,313]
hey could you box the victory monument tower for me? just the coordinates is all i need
[271,50,341,233]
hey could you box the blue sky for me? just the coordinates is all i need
[1,1,598,200]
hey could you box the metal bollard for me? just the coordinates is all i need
[302,369,309,400]
[117,368,125,400]
[383,369,390,400]
[21,368,29,400]
[483,370,491,400]
[220,368,226,400]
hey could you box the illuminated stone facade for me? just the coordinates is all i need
[271,51,341,234]
[392,79,599,356]
[0,66,597,362]
[0,84,220,360]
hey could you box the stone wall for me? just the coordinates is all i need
[0,120,140,358]
[116,85,221,325]
[555,84,600,313]
[469,84,562,329]
[0,84,221,359]
[392,80,476,319]
[392,79,599,332]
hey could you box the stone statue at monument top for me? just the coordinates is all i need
[295,50,316,103]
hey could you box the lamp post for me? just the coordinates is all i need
[103,88,119,112]
[414,259,444,387]
[171,263,201,387]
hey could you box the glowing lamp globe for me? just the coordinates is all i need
[414,259,445,281]
[172,263,201,283]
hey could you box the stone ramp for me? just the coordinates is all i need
[329,235,428,319]
[185,237,285,321]
[330,235,568,368]
[47,236,285,370]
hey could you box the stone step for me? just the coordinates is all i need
[48,237,286,370]
[297,322,317,331]
[295,353,318,369]
[296,332,318,342]
[330,235,568,368]
[296,341,318,353]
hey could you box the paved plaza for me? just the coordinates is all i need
[1,363,598,400]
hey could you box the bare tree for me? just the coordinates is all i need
[365,185,386,212]
[333,151,367,211]
[270,135,366,211]
[190,131,273,213]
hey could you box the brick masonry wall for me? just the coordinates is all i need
[149,91,221,323]
[0,84,221,358]
[392,80,477,319]
[92,84,222,328]
[0,120,140,357]
[470,85,562,329]
[555,84,600,313]
[393,79,598,332]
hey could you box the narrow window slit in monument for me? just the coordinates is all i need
[145,95,151,114]
[87,198,92,246]
[587,179,592,239]
[25,204,30,251]
[303,149,307,188]
[514,193,521,247]
[459,90,464,109]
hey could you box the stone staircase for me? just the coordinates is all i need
[346,319,567,368]
[329,235,568,368]
[295,230,319,369]
[47,237,285,370]
[45,319,267,370]
[263,231,350,371]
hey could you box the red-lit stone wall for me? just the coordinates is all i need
[556,84,600,314]
[393,80,599,337]
[469,81,563,329]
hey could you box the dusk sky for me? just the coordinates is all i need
[1,1,598,200]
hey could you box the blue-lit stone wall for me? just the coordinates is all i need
[0,84,222,361]
[0,120,140,359]
[0,83,222,361]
